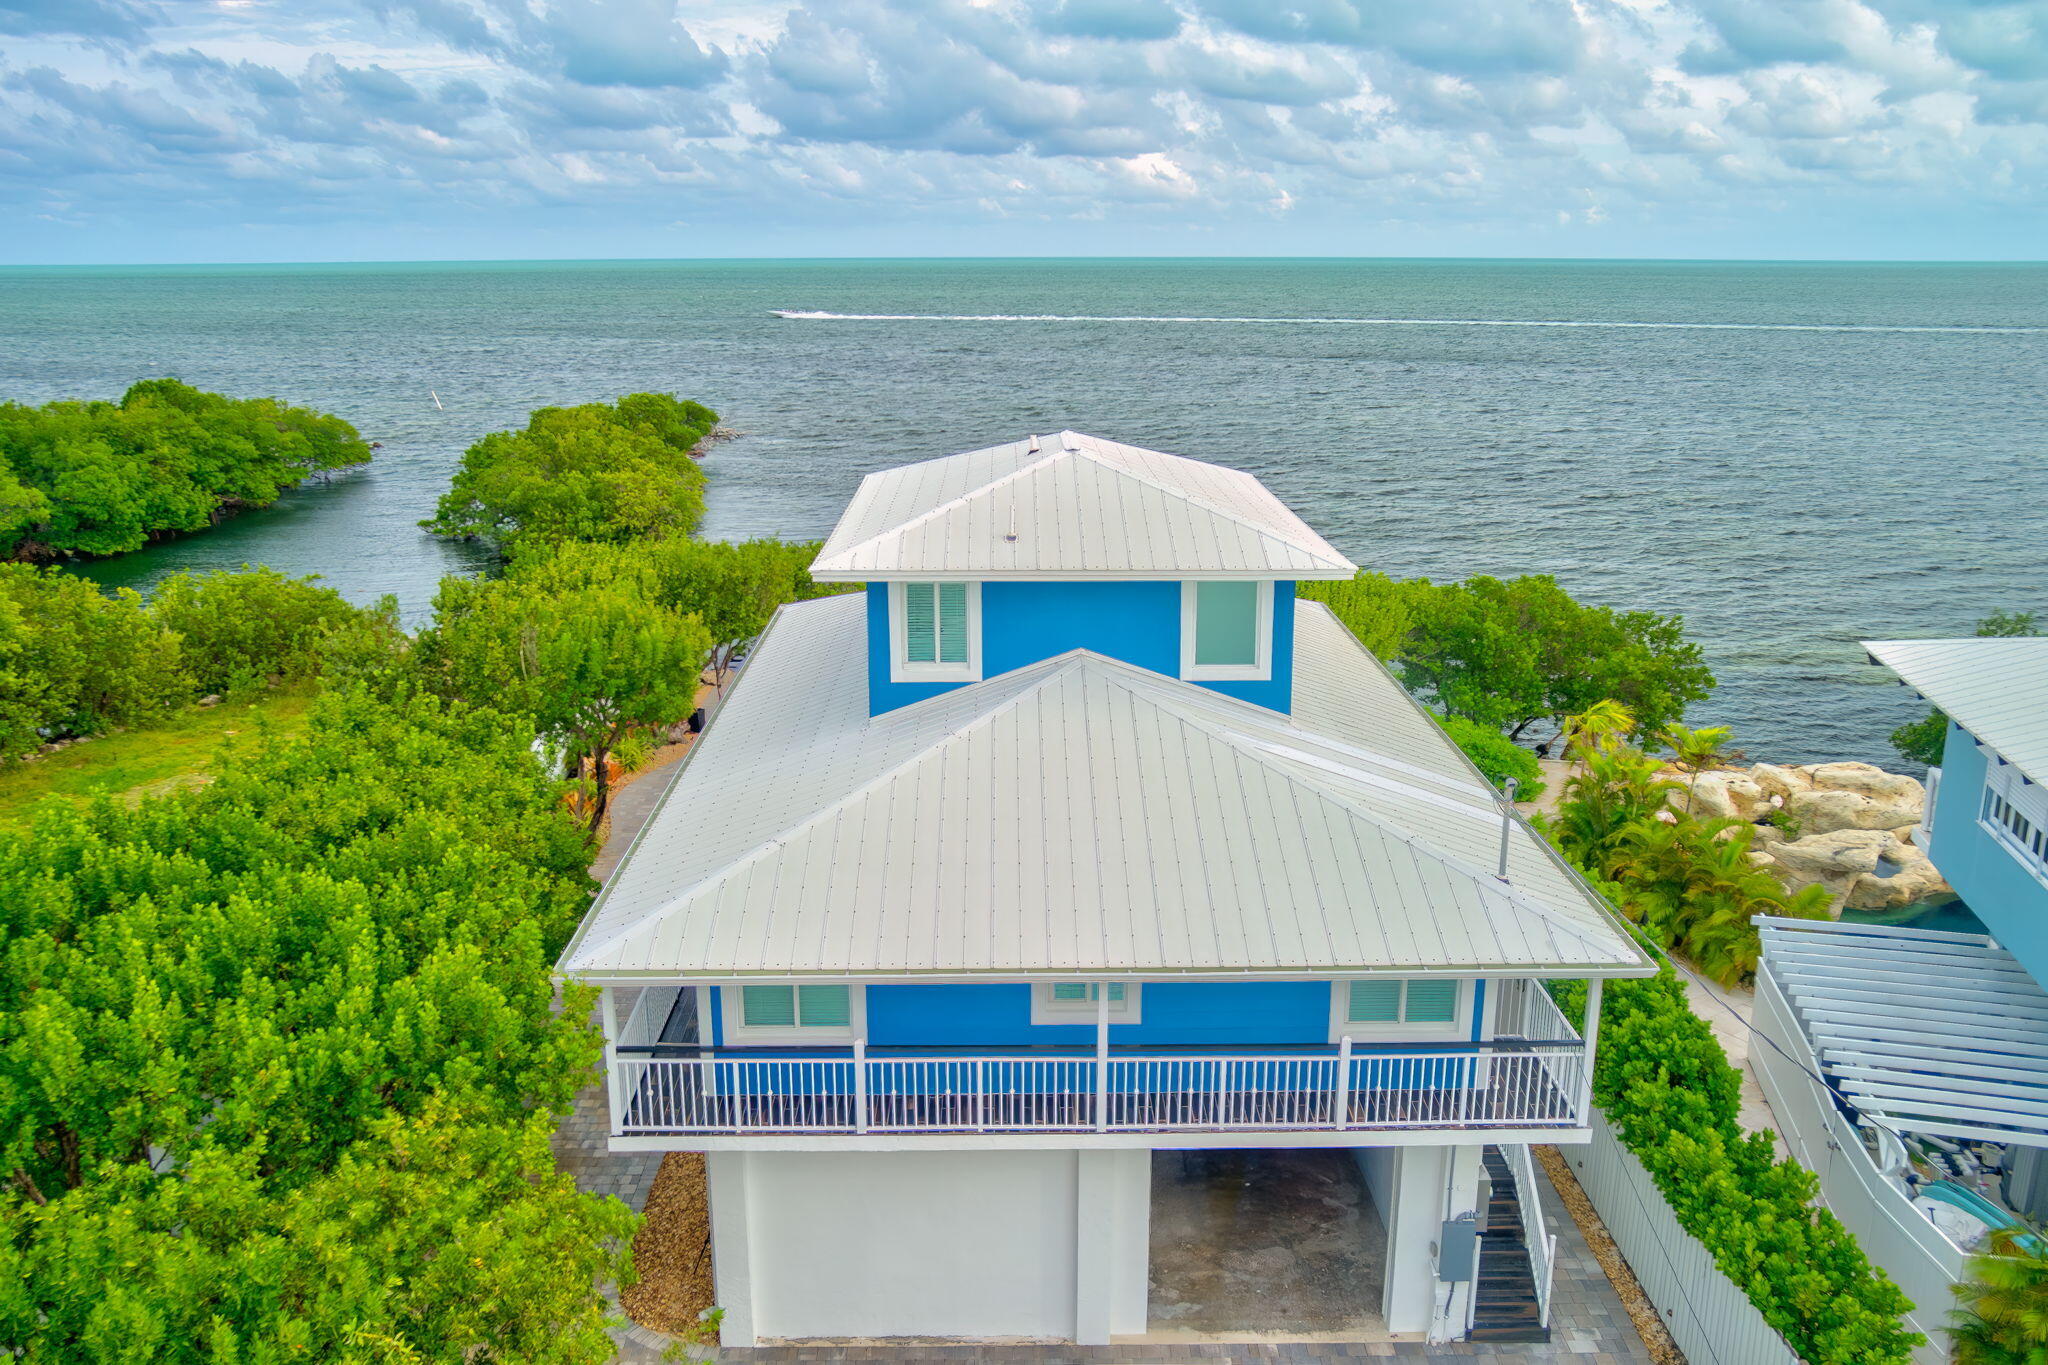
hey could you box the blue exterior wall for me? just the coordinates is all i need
[706,979,1489,1049]
[866,579,1297,715]
[1927,721,2048,983]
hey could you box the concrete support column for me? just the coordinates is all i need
[1434,1144,1484,1342]
[1073,1148,1151,1343]
[705,1151,757,1347]
[1376,1144,1447,1334]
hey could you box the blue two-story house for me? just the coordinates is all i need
[558,432,1651,1348]
[1752,638,2048,1362]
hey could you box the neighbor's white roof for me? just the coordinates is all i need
[559,593,1648,980]
[809,430,1358,581]
[1865,638,2048,782]
[1759,916,2048,1148]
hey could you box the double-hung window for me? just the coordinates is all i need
[1181,580,1272,681]
[891,581,980,682]
[1329,978,1465,1038]
[724,983,862,1043]
[1032,981,1140,1024]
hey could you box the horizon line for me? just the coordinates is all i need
[5,252,2047,271]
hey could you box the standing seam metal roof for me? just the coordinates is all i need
[1865,638,2048,782]
[809,431,1358,580]
[559,593,1648,979]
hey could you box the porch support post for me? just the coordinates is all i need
[600,986,626,1134]
[1577,978,1604,1122]
[1094,988,1111,1132]
[853,1037,869,1134]
[1334,1035,1353,1130]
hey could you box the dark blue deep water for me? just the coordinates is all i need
[2,258,2043,765]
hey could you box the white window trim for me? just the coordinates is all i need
[889,580,982,684]
[1180,580,1273,682]
[1980,764,2048,889]
[1031,981,1141,1025]
[1327,978,1471,1042]
[720,983,867,1045]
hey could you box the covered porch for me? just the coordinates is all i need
[597,977,1601,1144]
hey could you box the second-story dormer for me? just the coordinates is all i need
[808,431,1360,715]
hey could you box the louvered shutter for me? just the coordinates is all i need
[1347,980,1401,1023]
[1404,979,1459,1023]
[937,582,969,663]
[903,583,937,662]
[742,985,795,1028]
[1051,983,1090,1001]
[798,985,851,1028]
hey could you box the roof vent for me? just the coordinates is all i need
[1027,434,1040,453]
[1005,508,1018,543]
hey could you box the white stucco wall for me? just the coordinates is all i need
[1352,1142,1478,1336]
[708,1147,1149,1346]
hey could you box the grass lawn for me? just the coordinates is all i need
[0,687,316,828]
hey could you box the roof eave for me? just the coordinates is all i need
[807,565,1360,583]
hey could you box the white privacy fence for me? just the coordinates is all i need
[1752,965,1964,1363]
[1564,1114,1804,1365]
[612,1042,1589,1136]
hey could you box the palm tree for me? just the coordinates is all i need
[1661,722,1734,815]
[1560,700,1637,758]
[1950,1227,2048,1363]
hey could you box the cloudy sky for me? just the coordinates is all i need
[3,0,2044,262]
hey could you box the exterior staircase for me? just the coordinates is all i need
[1471,1144,1551,1344]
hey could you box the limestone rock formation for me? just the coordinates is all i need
[1652,756,1950,915]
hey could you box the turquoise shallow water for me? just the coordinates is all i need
[2,258,2044,765]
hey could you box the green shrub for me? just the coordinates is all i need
[0,685,629,1361]
[0,565,186,757]
[0,379,370,560]
[1437,712,1544,798]
[150,566,390,695]
[1552,963,1920,1364]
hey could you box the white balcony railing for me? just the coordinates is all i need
[611,1040,1587,1138]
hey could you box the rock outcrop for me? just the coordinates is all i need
[1655,758,1952,915]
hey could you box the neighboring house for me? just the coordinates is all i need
[1753,638,2048,1361]
[557,432,1654,1348]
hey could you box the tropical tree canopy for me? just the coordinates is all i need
[421,394,716,553]
[0,379,371,560]
[1950,1226,2048,1364]
[0,686,631,1363]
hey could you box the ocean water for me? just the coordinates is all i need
[2,258,2043,766]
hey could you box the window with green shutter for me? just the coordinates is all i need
[797,984,851,1027]
[1339,979,1464,1031]
[1347,980,1402,1023]
[1034,981,1138,1022]
[741,985,796,1028]
[1182,581,1270,679]
[895,582,979,679]
[1403,979,1458,1023]
[1194,581,1260,665]
[731,984,859,1038]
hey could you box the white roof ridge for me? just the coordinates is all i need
[1051,431,1355,575]
[818,441,1071,572]
[566,649,1103,969]
[813,431,1355,578]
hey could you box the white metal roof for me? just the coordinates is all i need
[1865,638,2048,783]
[559,592,1649,980]
[1758,916,2048,1148]
[809,430,1358,581]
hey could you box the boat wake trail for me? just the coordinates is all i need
[769,309,2041,335]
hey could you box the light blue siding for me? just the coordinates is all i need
[1926,720,2048,982]
[866,580,1297,715]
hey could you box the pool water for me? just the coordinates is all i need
[1841,897,1986,937]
